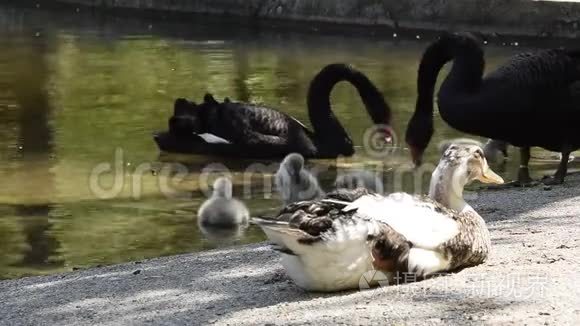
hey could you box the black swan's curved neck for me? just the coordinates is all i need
[417,33,486,112]
[307,64,391,154]
[409,33,485,151]
[416,37,453,118]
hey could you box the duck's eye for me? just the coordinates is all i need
[474,149,484,158]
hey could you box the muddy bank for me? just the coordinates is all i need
[40,0,580,38]
[1,174,580,325]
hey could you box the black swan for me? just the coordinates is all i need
[406,32,580,185]
[154,63,393,159]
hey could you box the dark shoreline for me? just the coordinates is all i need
[2,1,579,50]
[14,0,580,39]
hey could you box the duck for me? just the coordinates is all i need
[334,169,384,193]
[197,177,249,229]
[253,144,503,292]
[154,63,394,159]
[405,32,580,185]
[275,153,324,205]
[438,138,508,165]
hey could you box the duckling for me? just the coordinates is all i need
[438,138,508,165]
[253,144,503,292]
[334,170,384,193]
[197,177,249,228]
[275,153,324,205]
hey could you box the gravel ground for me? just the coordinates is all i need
[1,175,580,326]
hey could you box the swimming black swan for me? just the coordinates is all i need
[406,32,580,185]
[154,63,393,159]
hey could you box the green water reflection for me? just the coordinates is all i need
[0,5,576,279]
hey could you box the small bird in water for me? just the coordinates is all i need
[334,170,384,193]
[197,177,249,229]
[275,153,324,205]
[438,138,508,165]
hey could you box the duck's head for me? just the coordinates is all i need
[213,177,233,199]
[429,144,503,211]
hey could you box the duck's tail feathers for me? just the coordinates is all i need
[253,219,313,255]
[271,244,297,256]
[250,217,289,226]
[320,198,351,206]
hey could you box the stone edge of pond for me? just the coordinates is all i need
[42,0,580,39]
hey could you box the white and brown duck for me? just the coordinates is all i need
[253,144,503,292]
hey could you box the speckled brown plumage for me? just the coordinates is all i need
[272,186,491,272]
[439,210,491,270]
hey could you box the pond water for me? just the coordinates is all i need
[0,4,577,279]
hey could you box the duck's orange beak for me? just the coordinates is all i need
[477,165,504,184]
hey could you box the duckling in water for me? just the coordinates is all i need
[438,138,508,165]
[334,170,384,193]
[197,177,249,229]
[254,144,503,292]
[275,153,324,205]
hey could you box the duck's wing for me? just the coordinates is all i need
[345,193,459,250]
[250,217,313,255]
[253,189,371,254]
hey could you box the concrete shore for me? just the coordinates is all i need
[2,174,580,325]
[45,0,580,38]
